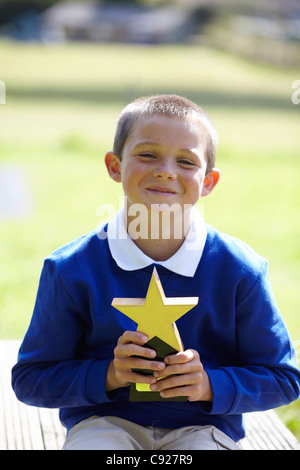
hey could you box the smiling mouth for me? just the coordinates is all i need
[146,187,177,195]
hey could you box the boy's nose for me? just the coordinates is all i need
[152,160,176,180]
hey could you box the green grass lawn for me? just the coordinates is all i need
[0,40,299,437]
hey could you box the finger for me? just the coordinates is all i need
[164,349,198,365]
[115,330,156,360]
[118,330,149,346]
[115,356,166,373]
[131,373,157,385]
[151,372,202,392]
[160,384,201,400]
[154,359,203,379]
[115,342,157,360]
[117,369,157,386]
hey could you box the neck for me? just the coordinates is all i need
[131,237,185,262]
[125,202,193,261]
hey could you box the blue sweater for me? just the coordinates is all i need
[12,224,300,442]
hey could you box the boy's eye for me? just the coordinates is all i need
[178,159,195,166]
[139,153,156,159]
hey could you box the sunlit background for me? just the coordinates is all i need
[0,0,299,437]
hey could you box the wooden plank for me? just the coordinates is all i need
[38,407,65,450]
[1,340,299,451]
[0,340,42,450]
[239,411,299,450]
[0,340,63,450]
[0,348,8,450]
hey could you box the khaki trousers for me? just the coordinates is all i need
[62,416,240,451]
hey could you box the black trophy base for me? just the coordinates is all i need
[129,336,187,402]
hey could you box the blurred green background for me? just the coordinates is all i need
[0,0,299,438]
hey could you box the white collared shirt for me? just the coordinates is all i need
[104,206,207,277]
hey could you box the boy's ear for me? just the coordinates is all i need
[105,151,121,183]
[201,169,220,197]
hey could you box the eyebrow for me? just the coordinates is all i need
[133,141,200,157]
[133,141,160,149]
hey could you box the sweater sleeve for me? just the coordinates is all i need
[205,261,300,415]
[11,259,115,409]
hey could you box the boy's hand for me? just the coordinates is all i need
[150,349,213,403]
[106,331,166,392]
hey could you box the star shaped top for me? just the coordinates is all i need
[112,267,198,351]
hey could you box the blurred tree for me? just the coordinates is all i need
[101,0,142,4]
[0,0,152,26]
[0,0,57,25]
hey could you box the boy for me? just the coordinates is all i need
[12,95,300,450]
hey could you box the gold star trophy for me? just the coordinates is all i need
[112,267,198,402]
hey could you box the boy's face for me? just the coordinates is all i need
[106,114,219,212]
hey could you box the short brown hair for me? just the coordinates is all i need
[113,94,218,174]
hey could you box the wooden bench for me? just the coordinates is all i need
[1,340,299,450]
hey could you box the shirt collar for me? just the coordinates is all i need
[106,206,206,277]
